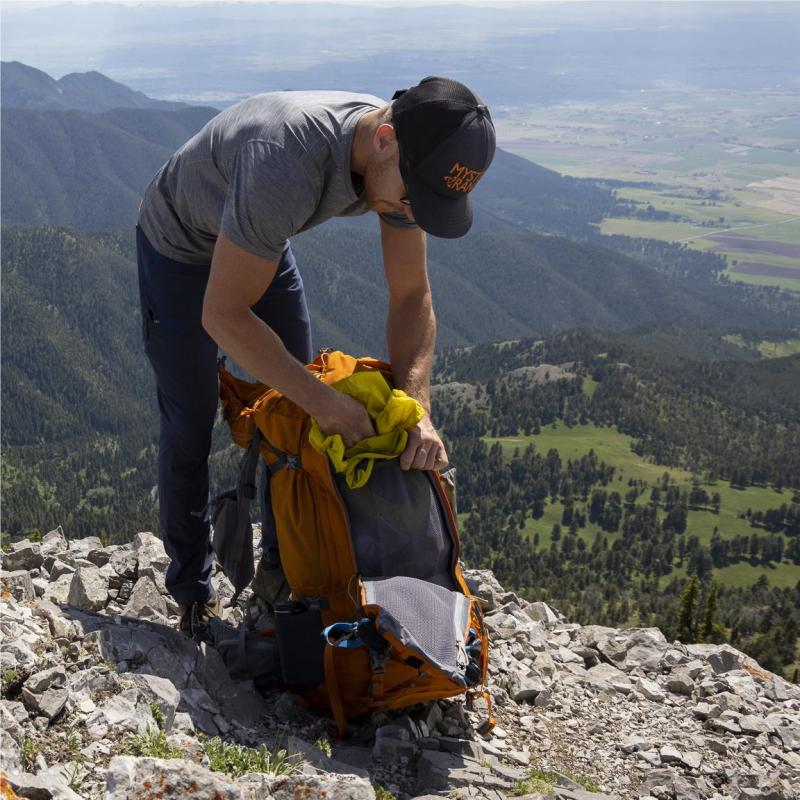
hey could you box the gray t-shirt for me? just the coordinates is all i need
[138,90,416,264]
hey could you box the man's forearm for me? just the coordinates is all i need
[386,291,436,413]
[203,309,329,417]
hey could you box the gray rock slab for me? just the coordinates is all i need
[4,767,83,799]
[130,673,180,732]
[438,736,483,759]
[86,548,112,567]
[555,788,621,800]
[659,744,683,763]
[666,670,695,696]
[507,668,548,702]
[331,744,373,773]
[42,574,74,605]
[3,541,44,572]
[287,735,370,780]
[67,536,103,559]
[40,526,68,556]
[584,663,632,694]
[67,566,108,611]
[0,730,21,773]
[21,686,68,720]
[48,561,76,581]
[373,736,418,760]
[416,750,487,792]
[1,570,35,602]
[24,665,66,694]
[106,755,242,799]
[85,694,152,739]
[240,772,376,800]
[65,610,270,734]
[123,575,168,619]
[575,624,617,649]
[636,677,666,702]
[109,546,138,579]
[596,627,669,672]
[618,735,652,753]
[524,601,561,624]
[462,569,506,611]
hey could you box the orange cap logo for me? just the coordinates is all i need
[444,162,484,193]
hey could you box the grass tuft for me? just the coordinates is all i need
[21,736,40,771]
[201,737,298,779]
[313,737,332,757]
[123,726,183,760]
[149,702,165,729]
[510,767,601,796]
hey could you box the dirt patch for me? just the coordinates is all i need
[746,177,800,214]
[731,261,800,279]
[708,234,800,259]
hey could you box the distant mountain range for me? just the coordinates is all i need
[1,61,190,112]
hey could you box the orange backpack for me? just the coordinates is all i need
[217,350,491,735]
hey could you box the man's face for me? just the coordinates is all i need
[363,126,415,223]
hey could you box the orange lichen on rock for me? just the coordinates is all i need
[0,772,20,800]
[745,662,772,681]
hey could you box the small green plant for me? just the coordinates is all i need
[52,731,85,763]
[62,762,86,792]
[201,737,298,779]
[123,726,183,760]
[21,736,40,770]
[509,768,560,797]
[65,732,84,759]
[374,785,396,800]
[313,737,332,757]
[150,702,165,729]
[2,668,20,687]
[566,772,601,792]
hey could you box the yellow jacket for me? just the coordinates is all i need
[308,370,425,488]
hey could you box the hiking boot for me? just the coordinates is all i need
[251,555,290,610]
[179,593,223,638]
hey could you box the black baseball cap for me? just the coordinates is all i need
[391,76,495,238]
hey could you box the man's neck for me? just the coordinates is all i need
[350,108,379,177]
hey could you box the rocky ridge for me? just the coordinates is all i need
[1,527,799,800]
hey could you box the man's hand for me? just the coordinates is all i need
[315,392,375,448]
[400,416,448,472]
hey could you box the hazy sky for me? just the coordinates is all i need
[4,1,797,105]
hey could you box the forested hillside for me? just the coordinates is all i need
[1,105,218,230]
[3,207,800,541]
[430,331,800,678]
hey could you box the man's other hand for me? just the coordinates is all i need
[400,417,448,472]
[315,391,375,448]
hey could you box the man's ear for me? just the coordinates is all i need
[374,122,398,152]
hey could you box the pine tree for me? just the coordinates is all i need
[677,576,701,643]
[701,581,720,641]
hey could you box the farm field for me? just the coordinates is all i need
[495,87,800,292]
[722,335,800,359]
[482,422,799,589]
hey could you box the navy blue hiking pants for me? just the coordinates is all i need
[136,226,313,606]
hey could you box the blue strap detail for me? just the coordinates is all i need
[322,619,369,649]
